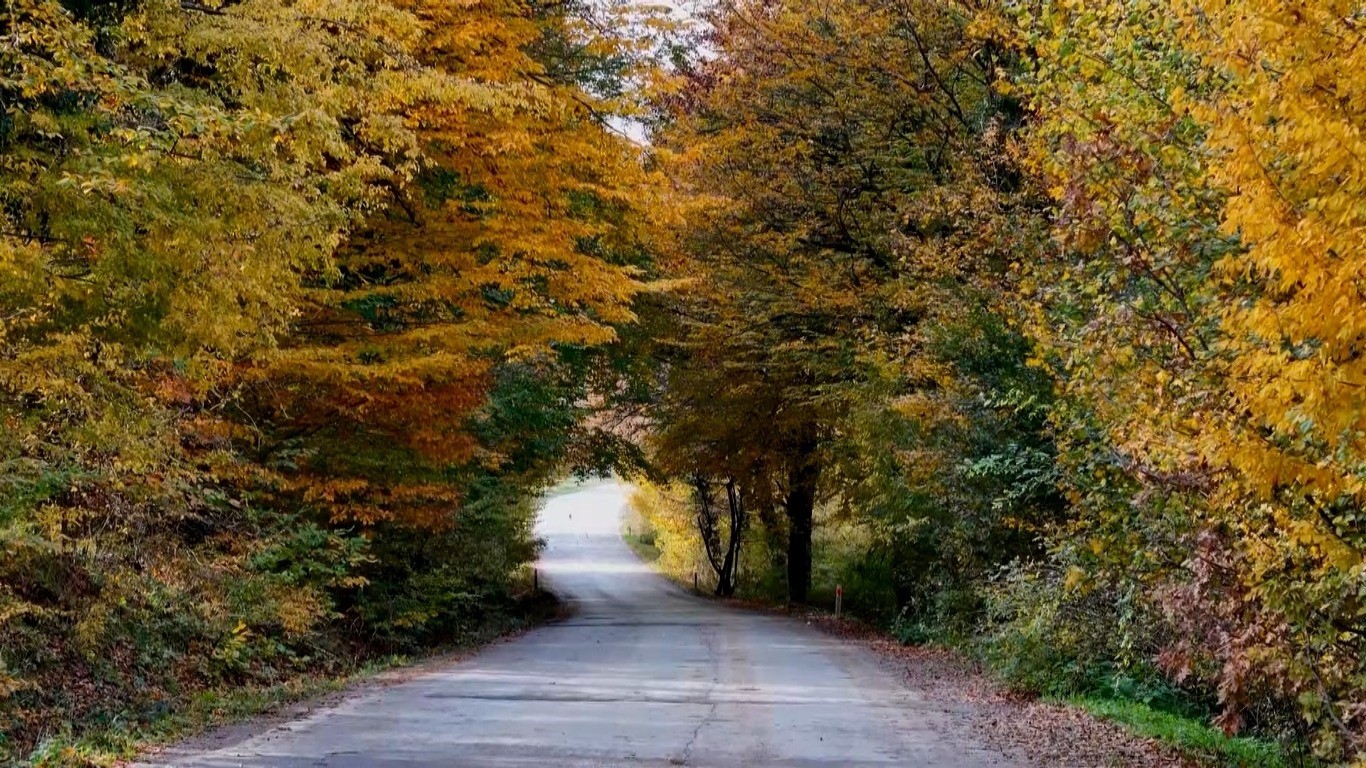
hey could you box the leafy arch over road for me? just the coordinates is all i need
[0,0,660,758]
[2,0,1365,763]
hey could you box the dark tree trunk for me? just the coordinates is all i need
[715,539,738,598]
[783,433,820,604]
[714,479,744,598]
[695,475,745,598]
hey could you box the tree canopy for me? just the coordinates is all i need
[627,0,1365,760]
[1,0,659,757]
[3,0,1365,763]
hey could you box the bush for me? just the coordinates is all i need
[0,477,544,763]
[979,562,1174,700]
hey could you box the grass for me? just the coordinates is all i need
[1066,696,1294,768]
[622,531,661,563]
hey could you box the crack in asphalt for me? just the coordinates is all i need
[674,698,718,767]
[671,623,721,766]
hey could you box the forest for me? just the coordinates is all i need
[1,0,1363,764]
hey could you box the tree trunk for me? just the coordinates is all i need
[713,479,745,598]
[696,475,745,598]
[715,538,738,597]
[783,434,820,604]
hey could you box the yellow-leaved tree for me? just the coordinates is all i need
[1018,0,1365,754]
[0,0,663,757]
[1191,0,1366,752]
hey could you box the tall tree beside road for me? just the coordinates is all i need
[646,0,1037,603]
[0,0,659,758]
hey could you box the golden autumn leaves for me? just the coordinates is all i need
[2,0,1364,761]
[644,0,1364,758]
[1,0,660,756]
[1008,0,1364,754]
[2,0,659,525]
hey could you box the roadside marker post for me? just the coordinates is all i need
[835,584,843,619]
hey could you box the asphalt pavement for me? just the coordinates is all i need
[139,480,1014,767]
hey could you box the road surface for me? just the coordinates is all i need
[142,481,1013,767]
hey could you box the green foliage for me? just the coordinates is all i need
[979,565,1161,699]
[1068,697,1292,768]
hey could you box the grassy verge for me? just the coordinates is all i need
[1065,696,1295,768]
[22,594,559,768]
[622,532,661,564]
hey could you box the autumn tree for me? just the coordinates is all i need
[1016,0,1365,754]
[645,0,1043,605]
[219,0,658,529]
[0,0,662,757]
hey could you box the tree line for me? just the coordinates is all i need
[624,0,1364,762]
[0,0,658,760]
[2,0,1364,764]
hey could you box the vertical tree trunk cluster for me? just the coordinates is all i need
[694,476,747,597]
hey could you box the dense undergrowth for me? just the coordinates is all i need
[16,584,557,767]
[2,456,563,766]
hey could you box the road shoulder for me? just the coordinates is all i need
[734,604,1197,768]
[119,595,567,767]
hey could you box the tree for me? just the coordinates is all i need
[0,0,663,755]
[648,0,1034,603]
[692,476,747,597]
[225,0,658,529]
[1017,0,1365,752]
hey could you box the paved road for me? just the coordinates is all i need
[143,481,1013,767]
